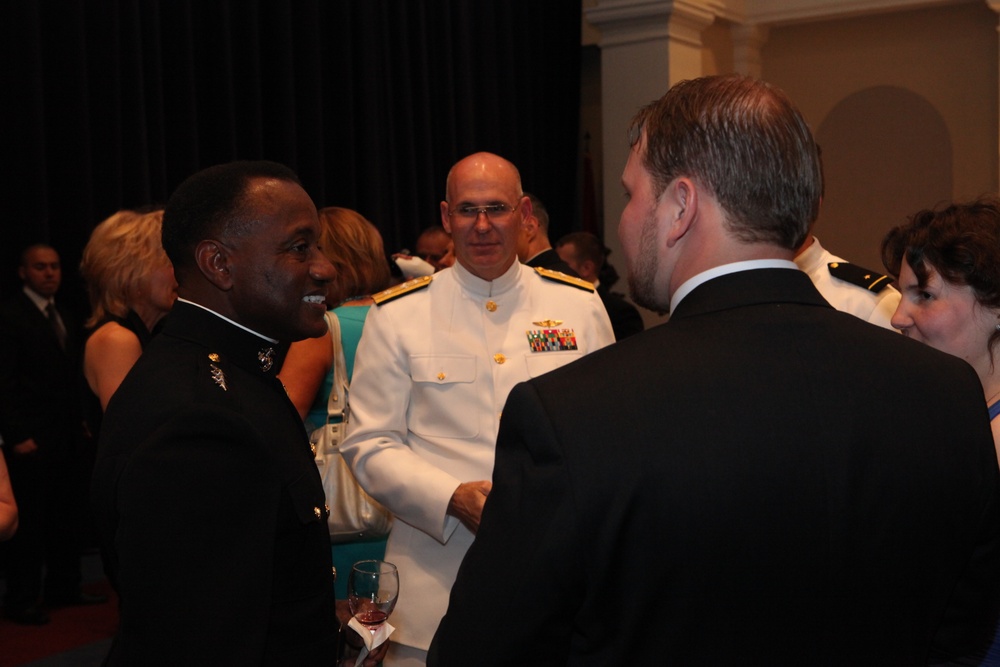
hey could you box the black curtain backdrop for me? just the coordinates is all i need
[0,0,583,319]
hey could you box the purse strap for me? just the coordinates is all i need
[324,311,350,424]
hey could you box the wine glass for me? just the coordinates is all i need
[347,560,399,635]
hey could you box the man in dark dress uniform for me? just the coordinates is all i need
[0,244,98,625]
[92,161,382,665]
[430,76,1000,665]
[517,193,580,277]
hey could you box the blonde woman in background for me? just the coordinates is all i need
[80,209,177,411]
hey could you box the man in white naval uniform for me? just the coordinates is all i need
[794,235,900,330]
[341,152,615,666]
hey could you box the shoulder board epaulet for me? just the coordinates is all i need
[533,267,595,293]
[372,275,433,305]
[827,262,893,293]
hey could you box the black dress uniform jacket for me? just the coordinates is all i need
[524,248,579,278]
[92,301,336,666]
[431,268,1000,666]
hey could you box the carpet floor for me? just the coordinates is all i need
[0,552,117,667]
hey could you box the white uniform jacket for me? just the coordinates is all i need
[794,237,900,331]
[341,260,615,651]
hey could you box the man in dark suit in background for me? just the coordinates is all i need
[0,244,98,625]
[516,192,579,277]
[92,161,384,665]
[429,75,1000,665]
[556,231,645,340]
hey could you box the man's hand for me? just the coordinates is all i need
[11,438,38,456]
[336,599,391,666]
[363,640,389,666]
[447,480,492,534]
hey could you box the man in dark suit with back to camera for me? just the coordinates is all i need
[92,161,385,666]
[429,75,1000,665]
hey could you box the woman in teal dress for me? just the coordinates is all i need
[281,206,393,598]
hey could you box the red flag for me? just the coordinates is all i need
[581,132,599,236]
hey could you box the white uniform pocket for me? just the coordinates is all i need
[409,354,479,438]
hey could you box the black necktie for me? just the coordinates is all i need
[46,302,66,350]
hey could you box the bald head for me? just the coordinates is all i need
[444,152,523,202]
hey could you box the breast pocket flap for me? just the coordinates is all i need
[410,354,476,384]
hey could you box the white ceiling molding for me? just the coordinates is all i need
[585,0,977,31]
[740,0,971,26]
[586,0,716,47]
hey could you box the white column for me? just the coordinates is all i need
[731,23,769,77]
[585,0,715,324]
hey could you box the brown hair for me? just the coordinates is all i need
[882,196,1000,360]
[318,207,392,304]
[629,75,821,250]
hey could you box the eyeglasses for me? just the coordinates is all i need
[448,200,521,221]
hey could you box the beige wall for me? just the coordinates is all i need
[761,1,997,271]
[584,0,997,327]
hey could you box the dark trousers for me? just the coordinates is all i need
[2,447,82,610]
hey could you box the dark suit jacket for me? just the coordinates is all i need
[92,302,337,666]
[597,284,644,341]
[430,268,1000,666]
[0,290,82,457]
[525,248,579,278]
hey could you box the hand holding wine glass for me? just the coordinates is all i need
[348,560,398,647]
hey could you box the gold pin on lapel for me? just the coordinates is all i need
[258,347,275,373]
[533,319,563,327]
[210,364,228,391]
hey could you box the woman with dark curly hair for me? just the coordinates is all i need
[883,197,1000,450]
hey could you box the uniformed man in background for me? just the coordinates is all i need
[341,152,615,666]
[793,145,900,330]
[794,234,900,330]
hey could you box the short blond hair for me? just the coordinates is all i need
[318,207,391,305]
[80,209,169,328]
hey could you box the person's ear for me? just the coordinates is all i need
[195,240,234,291]
[440,201,452,234]
[520,196,533,227]
[522,214,538,239]
[662,178,697,248]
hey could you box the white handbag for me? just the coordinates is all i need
[310,311,392,543]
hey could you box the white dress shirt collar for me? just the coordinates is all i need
[175,298,279,344]
[670,259,799,313]
[22,285,53,314]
